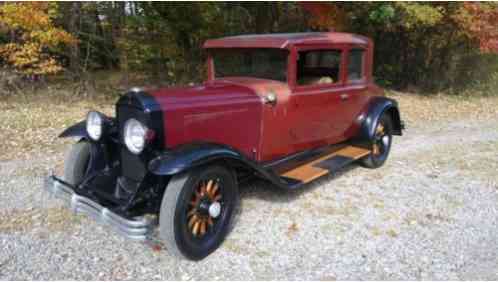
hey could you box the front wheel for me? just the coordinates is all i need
[63,141,91,185]
[360,113,393,168]
[159,165,239,260]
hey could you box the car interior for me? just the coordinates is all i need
[297,50,341,86]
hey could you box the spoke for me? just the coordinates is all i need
[206,180,213,194]
[376,124,385,135]
[211,183,219,197]
[373,143,379,155]
[213,194,222,202]
[188,214,198,228]
[187,209,196,217]
[200,220,206,236]
[207,217,214,226]
[192,221,201,236]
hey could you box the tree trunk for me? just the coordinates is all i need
[68,2,81,79]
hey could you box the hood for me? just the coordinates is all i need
[144,78,289,156]
[146,77,290,108]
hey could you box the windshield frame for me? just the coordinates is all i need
[207,48,290,83]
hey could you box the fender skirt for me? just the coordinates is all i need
[357,97,403,144]
[59,120,89,139]
[148,143,290,189]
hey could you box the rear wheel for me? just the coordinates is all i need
[360,113,393,168]
[159,165,239,260]
[63,141,91,185]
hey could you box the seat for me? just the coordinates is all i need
[299,76,334,86]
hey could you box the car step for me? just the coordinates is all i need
[279,145,371,185]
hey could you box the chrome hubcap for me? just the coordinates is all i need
[208,202,221,218]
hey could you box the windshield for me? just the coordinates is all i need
[211,48,288,82]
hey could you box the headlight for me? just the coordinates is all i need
[86,111,103,141]
[124,118,147,154]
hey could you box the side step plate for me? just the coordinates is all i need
[279,146,370,185]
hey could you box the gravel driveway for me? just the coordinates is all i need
[1,116,497,280]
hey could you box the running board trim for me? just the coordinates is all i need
[279,145,370,184]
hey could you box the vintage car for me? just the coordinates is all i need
[44,32,403,260]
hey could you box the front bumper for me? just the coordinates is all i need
[44,176,157,241]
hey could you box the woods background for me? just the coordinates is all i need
[1,2,497,97]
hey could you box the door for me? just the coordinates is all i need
[341,47,372,139]
[289,48,351,152]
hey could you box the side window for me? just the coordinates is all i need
[297,50,342,86]
[347,49,365,81]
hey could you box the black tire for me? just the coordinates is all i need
[360,113,393,168]
[159,165,239,260]
[63,141,91,185]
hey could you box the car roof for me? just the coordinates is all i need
[203,32,370,50]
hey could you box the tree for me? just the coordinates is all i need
[0,2,77,76]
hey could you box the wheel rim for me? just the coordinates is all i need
[372,121,390,157]
[186,179,223,238]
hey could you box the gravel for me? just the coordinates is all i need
[1,116,498,280]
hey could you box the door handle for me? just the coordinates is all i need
[263,93,277,106]
[340,94,349,101]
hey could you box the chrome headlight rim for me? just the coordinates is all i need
[86,111,104,141]
[124,118,148,154]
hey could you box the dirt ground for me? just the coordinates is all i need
[1,92,497,280]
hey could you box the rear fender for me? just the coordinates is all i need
[358,97,403,143]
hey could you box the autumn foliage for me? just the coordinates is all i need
[301,2,498,92]
[0,2,76,76]
[0,2,496,94]
[459,3,498,53]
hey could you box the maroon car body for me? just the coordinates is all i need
[45,32,403,260]
[148,32,383,161]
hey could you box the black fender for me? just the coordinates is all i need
[59,120,89,139]
[358,97,403,144]
[148,142,290,189]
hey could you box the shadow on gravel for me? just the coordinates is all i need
[230,163,361,224]
[239,163,359,201]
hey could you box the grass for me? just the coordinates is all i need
[386,90,498,127]
[0,90,114,161]
[1,88,498,161]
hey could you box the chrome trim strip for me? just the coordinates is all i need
[44,176,156,241]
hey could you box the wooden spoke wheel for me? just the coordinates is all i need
[360,113,393,168]
[372,122,388,156]
[187,179,222,238]
[159,165,239,260]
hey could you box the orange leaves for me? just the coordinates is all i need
[456,3,498,53]
[0,2,52,32]
[0,42,62,75]
[0,2,77,75]
[300,2,349,31]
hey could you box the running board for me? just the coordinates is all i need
[277,145,370,187]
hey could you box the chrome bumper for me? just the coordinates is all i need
[44,176,157,241]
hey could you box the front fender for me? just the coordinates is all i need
[148,143,243,175]
[148,142,289,188]
[59,121,89,139]
[358,97,403,143]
